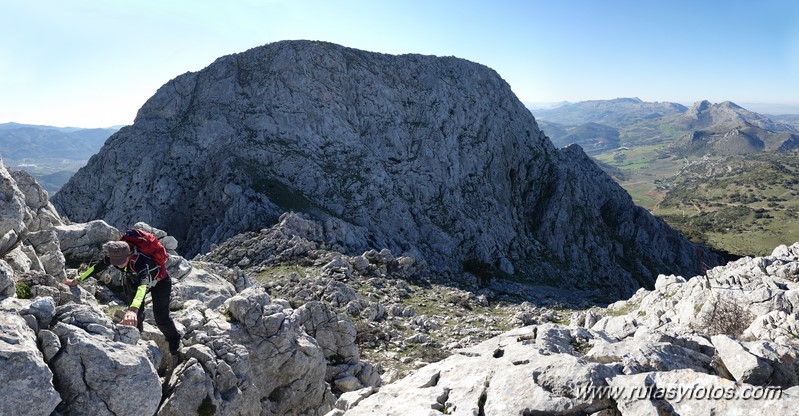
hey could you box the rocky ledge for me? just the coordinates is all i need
[330,243,799,415]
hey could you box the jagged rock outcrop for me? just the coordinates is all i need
[10,169,63,232]
[0,158,377,415]
[1,158,66,280]
[49,319,162,416]
[54,220,121,263]
[0,298,62,416]
[1,158,28,256]
[338,326,619,415]
[53,40,718,297]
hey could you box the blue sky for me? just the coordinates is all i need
[2,0,798,128]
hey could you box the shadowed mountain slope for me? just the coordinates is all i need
[52,40,718,297]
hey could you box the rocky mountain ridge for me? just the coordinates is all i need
[670,101,799,155]
[2,157,380,415]
[52,40,717,298]
[4,156,799,415]
[676,100,794,132]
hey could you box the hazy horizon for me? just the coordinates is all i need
[3,97,798,131]
[524,100,799,117]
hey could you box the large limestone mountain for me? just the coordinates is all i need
[53,40,718,297]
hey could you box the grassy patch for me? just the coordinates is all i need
[254,263,316,283]
[404,343,452,363]
[105,305,127,320]
[15,282,31,299]
[604,300,639,317]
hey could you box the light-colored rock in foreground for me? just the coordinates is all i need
[341,326,616,415]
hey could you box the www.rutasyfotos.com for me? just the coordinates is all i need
[577,383,782,402]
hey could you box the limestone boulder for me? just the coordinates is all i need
[54,220,121,263]
[160,286,336,415]
[342,326,618,415]
[25,229,66,279]
[0,159,26,257]
[0,300,62,416]
[50,322,161,416]
[744,310,799,344]
[171,264,236,309]
[585,339,712,374]
[10,169,63,232]
[715,340,761,383]
[0,259,14,297]
[591,314,639,340]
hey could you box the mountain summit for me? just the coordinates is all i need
[53,40,717,296]
[671,100,799,155]
[678,100,793,132]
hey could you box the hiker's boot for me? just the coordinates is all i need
[166,350,182,372]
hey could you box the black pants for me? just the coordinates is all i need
[123,277,181,354]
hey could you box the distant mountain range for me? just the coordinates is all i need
[532,97,688,127]
[0,123,118,192]
[536,120,621,155]
[531,98,799,156]
[537,99,799,257]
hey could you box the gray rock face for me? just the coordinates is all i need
[50,322,162,416]
[53,40,716,297]
[0,159,27,256]
[608,370,797,415]
[1,159,66,281]
[9,143,799,415]
[341,326,618,415]
[54,219,121,263]
[160,287,336,415]
[0,299,62,416]
[10,169,62,232]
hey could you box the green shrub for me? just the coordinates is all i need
[15,282,31,299]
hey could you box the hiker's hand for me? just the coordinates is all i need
[122,310,138,327]
[64,279,78,287]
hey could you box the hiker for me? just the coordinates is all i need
[64,240,181,364]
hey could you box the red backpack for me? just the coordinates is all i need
[121,228,169,279]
